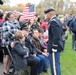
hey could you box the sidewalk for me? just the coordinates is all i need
[0,63,3,75]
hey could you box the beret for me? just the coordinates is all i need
[44,8,55,14]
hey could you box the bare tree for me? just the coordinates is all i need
[2,0,10,5]
[63,0,70,12]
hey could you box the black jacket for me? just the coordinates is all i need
[69,19,76,33]
[32,37,46,54]
[48,17,63,53]
[13,40,28,70]
[25,36,37,55]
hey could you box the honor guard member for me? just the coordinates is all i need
[44,8,63,75]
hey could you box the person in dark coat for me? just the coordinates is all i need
[17,14,27,30]
[13,31,38,75]
[44,8,63,75]
[21,27,45,75]
[69,15,76,51]
[60,18,67,50]
[32,29,49,74]
[13,31,27,70]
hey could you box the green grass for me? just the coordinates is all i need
[61,32,76,75]
[23,32,76,75]
[45,32,76,75]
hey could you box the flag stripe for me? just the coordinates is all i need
[23,5,35,20]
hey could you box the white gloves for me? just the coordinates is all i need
[52,48,57,52]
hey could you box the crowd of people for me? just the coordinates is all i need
[0,8,76,75]
[0,9,49,75]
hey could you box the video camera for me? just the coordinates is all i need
[0,0,3,5]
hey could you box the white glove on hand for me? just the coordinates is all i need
[52,48,57,52]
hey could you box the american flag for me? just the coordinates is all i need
[23,4,35,20]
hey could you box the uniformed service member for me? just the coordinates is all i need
[44,8,63,75]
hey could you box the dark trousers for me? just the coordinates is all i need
[33,54,45,73]
[72,32,76,50]
[26,56,38,75]
[0,46,3,63]
[49,52,61,75]
[63,41,65,51]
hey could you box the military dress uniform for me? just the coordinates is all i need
[44,8,63,75]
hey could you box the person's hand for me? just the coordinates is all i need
[43,49,47,53]
[52,48,57,52]
[13,19,17,24]
[45,38,48,42]
[10,42,14,48]
[33,54,36,57]
[26,52,29,57]
[42,52,48,56]
[0,37,2,40]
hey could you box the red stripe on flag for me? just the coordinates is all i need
[23,7,35,20]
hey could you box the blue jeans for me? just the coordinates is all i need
[49,52,61,75]
[33,54,45,73]
[43,55,49,71]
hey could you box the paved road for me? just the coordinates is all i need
[0,63,3,75]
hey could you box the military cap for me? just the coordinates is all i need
[20,20,27,28]
[44,8,55,14]
[22,27,29,31]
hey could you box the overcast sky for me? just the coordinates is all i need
[10,0,40,6]
[9,0,76,6]
[70,0,76,2]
